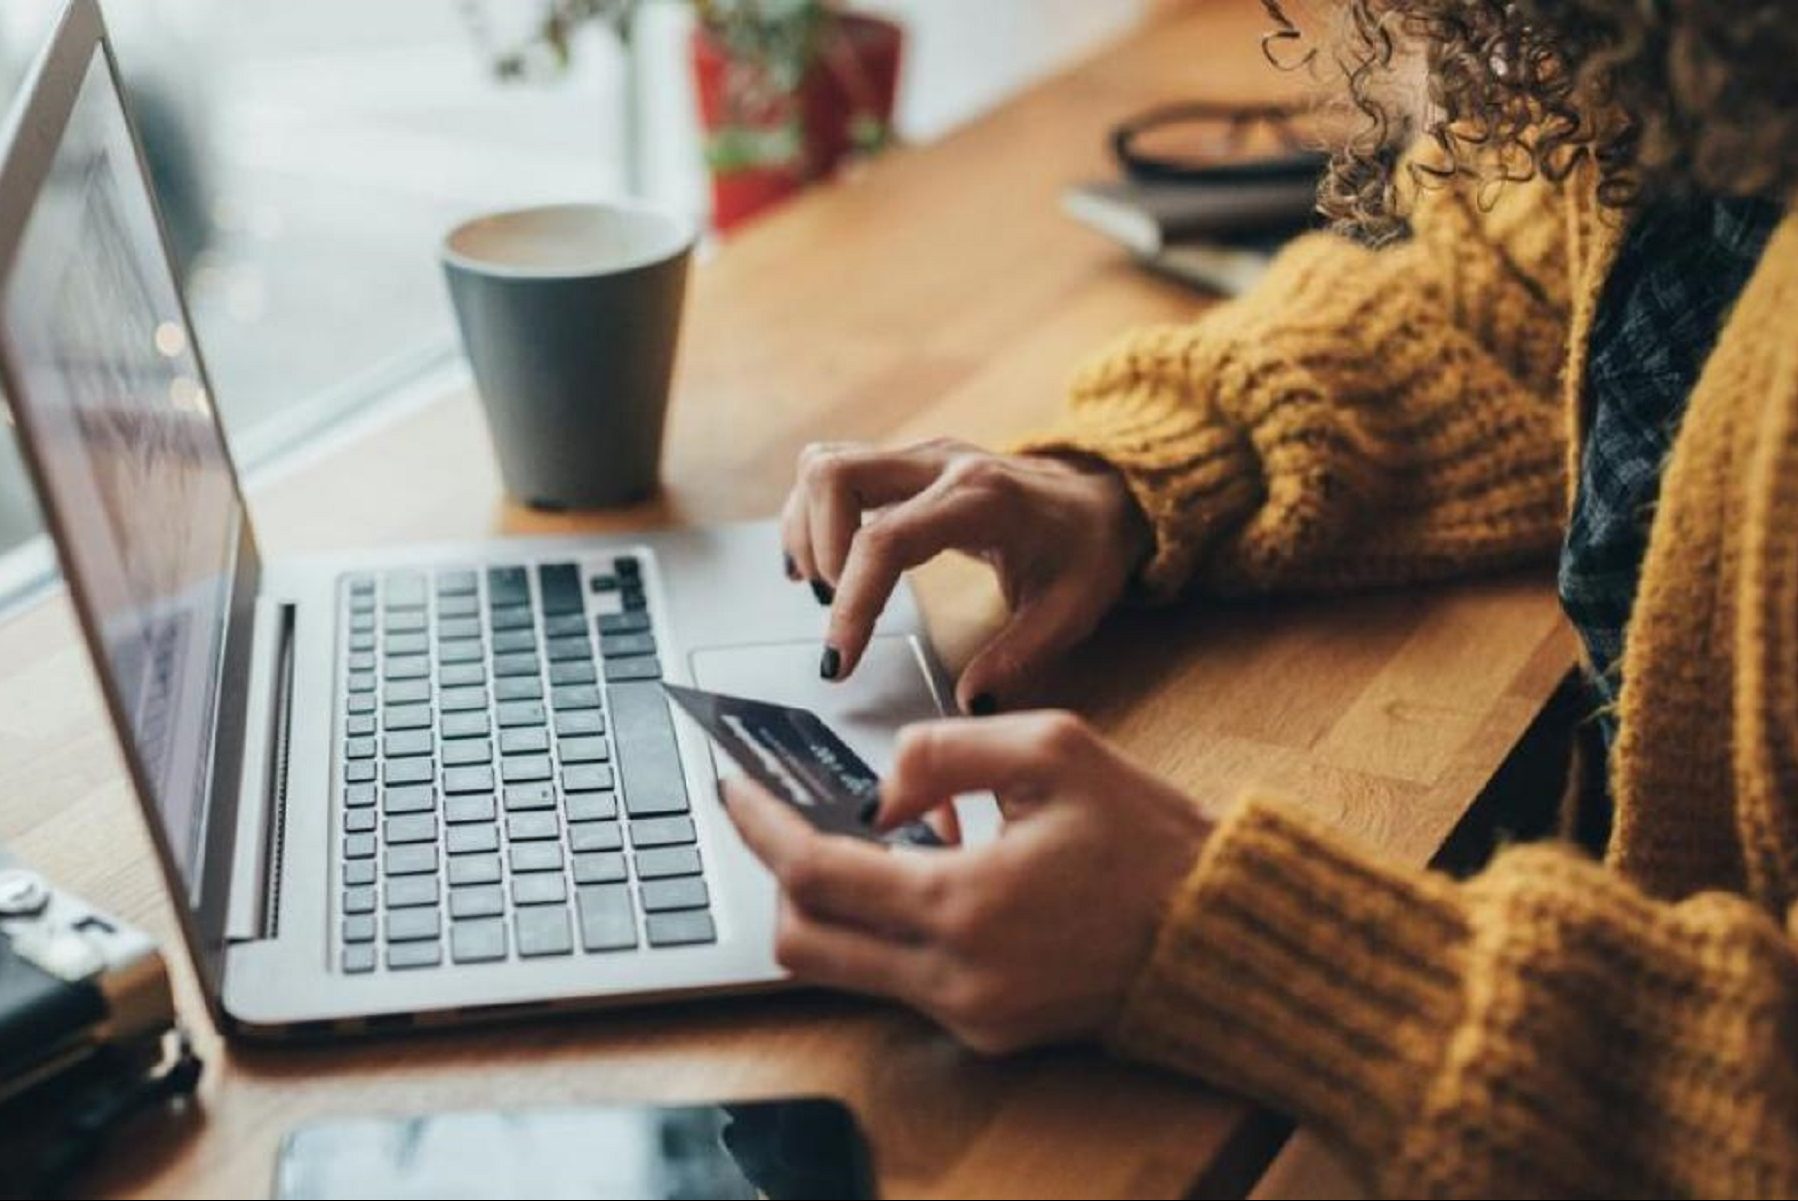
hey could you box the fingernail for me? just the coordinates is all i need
[810,579,835,606]
[858,798,881,826]
[715,778,730,806]
[967,693,998,717]
[784,553,800,581]
[820,645,842,680]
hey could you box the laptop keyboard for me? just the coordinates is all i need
[336,556,717,973]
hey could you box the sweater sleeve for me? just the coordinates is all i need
[1112,796,1798,1197]
[1019,173,1575,598]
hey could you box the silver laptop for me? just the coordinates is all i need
[0,0,989,1036]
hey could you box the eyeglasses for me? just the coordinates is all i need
[1111,101,1328,186]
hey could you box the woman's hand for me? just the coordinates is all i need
[722,711,1212,1054]
[780,439,1151,712]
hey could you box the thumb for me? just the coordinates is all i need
[955,587,1098,715]
[876,714,1056,830]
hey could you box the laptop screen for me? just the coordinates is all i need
[0,48,244,896]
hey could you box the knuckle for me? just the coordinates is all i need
[1032,710,1091,760]
[893,723,937,780]
[772,914,808,971]
[780,855,828,907]
[940,453,1004,492]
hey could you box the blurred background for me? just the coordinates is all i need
[0,0,1155,587]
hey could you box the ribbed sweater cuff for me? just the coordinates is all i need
[1108,796,1473,1165]
[1012,402,1261,601]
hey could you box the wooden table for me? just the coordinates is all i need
[0,2,1575,1196]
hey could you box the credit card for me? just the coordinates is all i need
[662,682,940,847]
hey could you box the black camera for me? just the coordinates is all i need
[0,848,198,1197]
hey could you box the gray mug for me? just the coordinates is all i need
[442,202,695,509]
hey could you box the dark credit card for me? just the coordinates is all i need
[663,683,940,847]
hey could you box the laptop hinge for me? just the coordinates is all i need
[224,599,296,943]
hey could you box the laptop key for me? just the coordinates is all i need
[537,563,582,615]
[551,685,600,711]
[493,653,540,679]
[499,727,549,755]
[449,884,504,919]
[507,813,559,842]
[565,793,619,823]
[347,672,376,694]
[344,761,375,784]
[605,657,662,683]
[438,616,482,641]
[345,809,376,835]
[544,612,587,638]
[641,877,709,913]
[447,854,500,886]
[385,609,427,633]
[385,703,431,730]
[383,785,435,815]
[489,604,532,631]
[348,575,376,594]
[387,907,441,941]
[348,651,375,672]
[512,873,567,906]
[590,574,618,594]
[344,783,376,808]
[493,628,538,654]
[597,611,651,636]
[343,914,376,943]
[345,713,376,737]
[443,739,492,767]
[504,783,556,812]
[630,816,697,848]
[554,710,605,738]
[350,612,375,634]
[444,766,495,794]
[497,701,547,728]
[548,661,597,686]
[607,682,689,817]
[600,632,656,659]
[502,756,552,784]
[437,569,478,596]
[447,823,499,855]
[572,851,626,885]
[569,821,623,852]
[384,573,428,608]
[348,694,376,715]
[452,918,507,963]
[386,876,439,908]
[385,814,437,844]
[385,729,433,758]
[349,632,376,653]
[496,676,544,702]
[439,663,486,688]
[576,884,637,951]
[385,679,430,705]
[614,555,640,578]
[621,587,647,612]
[344,833,377,859]
[342,945,376,973]
[563,764,615,792]
[488,566,530,607]
[546,636,591,662]
[343,886,376,914]
[438,593,479,618]
[444,795,497,824]
[386,845,438,875]
[439,641,484,666]
[386,655,429,680]
[646,910,716,948]
[387,940,442,970]
[385,632,428,656]
[441,710,490,739]
[440,686,488,712]
[515,906,574,956]
[343,860,377,887]
[559,736,611,764]
[510,843,563,873]
[635,846,702,879]
[384,758,434,786]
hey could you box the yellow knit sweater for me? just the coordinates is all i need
[1024,167,1798,1197]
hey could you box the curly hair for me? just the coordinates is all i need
[1263,1,1798,242]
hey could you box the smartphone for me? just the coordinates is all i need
[272,1096,877,1200]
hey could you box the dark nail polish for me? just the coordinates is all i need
[858,798,881,826]
[820,645,842,680]
[968,693,998,717]
[783,553,800,581]
[810,578,835,606]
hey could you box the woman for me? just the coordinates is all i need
[723,2,1798,1194]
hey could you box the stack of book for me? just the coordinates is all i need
[1062,172,1319,296]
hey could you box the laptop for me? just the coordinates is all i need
[0,0,990,1036]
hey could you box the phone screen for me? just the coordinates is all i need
[272,1097,876,1200]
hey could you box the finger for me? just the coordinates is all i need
[923,799,963,846]
[780,482,818,584]
[876,713,1084,830]
[825,482,991,679]
[801,446,948,587]
[770,897,934,1003]
[955,583,1101,714]
[722,776,943,937]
